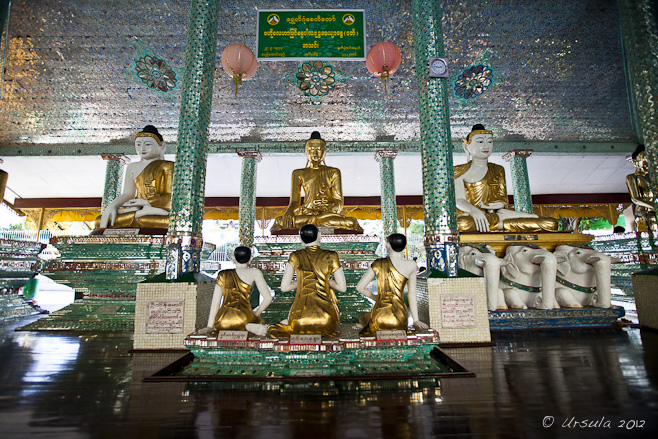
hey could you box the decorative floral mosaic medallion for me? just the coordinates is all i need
[124,39,180,101]
[284,60,345,105]
[135,55,177,92]
[454,64,493,99]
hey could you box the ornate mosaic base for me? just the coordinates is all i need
[0,295,39,320]
[488,307,625,330]
[18,299,135,331]
[591,232,658,295]
[460,232,594,256]
[168,329,472,381]
[253,235,380,324]
[0,239,45,292]
[42,236,169,300]
[23,235,213,331]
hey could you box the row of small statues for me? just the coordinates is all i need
[196,225,428,339]
[460,243,612,312]
[97,124,564,234]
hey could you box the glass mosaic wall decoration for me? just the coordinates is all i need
[124,38,180,101]
[454,64,493,99]
[283,60,346,105]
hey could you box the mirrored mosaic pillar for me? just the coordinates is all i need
[238,151,261,247]
[619,0,658,204]
[503,149,534,214]
[166,0,220,279]
[412,0,459,276]
[100,154,128,212]
[376,150,399,237]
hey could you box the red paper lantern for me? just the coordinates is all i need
[221,44,257,96]
[366,42,401,93]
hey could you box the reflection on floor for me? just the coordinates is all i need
[1,315,657,438]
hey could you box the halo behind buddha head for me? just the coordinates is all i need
[135,125,166,159]
[305,131,327,167]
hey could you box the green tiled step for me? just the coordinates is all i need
[17,299,135,331]
[0,295,39,320]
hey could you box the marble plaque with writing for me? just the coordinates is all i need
[376,330,407,340]
[146,300,185,334]
[215,330,249,341]
[441,294,476,329]
[290,334,322,344]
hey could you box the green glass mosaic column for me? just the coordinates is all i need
[376,150,399,237]
[618,0,658,206]
[503,150,534,214]
[412,0,459,276]
[100,154,127,212]
[238,151,261,247]
[166,0,220,278]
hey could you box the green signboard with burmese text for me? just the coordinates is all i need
[257,10,366,61]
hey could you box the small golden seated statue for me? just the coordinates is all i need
[263,225,347,339]
[355,234,429,337]
[197,246,273,335]
[626,144,657,231]
[270,131,363,233]
[454,124,559,233]
[96,125,174,230]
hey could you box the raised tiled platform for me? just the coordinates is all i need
[19,299,136,331]
[0,239,45,321]
[0,294,39,320]
[591,231,658,295]
[150,328,474,381]
[19,235,214,331]
[488,306,626,330]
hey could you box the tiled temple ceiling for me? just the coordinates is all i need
[0,0,635,148]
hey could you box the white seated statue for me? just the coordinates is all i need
[454,124,559,233]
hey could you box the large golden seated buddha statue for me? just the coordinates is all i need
[94,125,174,232]
[626,144,657,231]
[270,131,363,234]
[455,124,559,233]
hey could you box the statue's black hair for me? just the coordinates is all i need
[632,144,646,161]
[140,125,163,143]
[299,224,319,244]
[234,246,251,264]
[387,233,407,252]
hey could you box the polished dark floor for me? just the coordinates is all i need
[1,316,657,439]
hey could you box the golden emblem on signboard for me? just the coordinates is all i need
[342,14,355,25]
[267,14,280,25]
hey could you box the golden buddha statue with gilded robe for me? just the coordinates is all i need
[355,234,428,336]
[271,131,363,233]
[454,124,559,233]
[626,144,657,231]
[266,225,347,339]
[197,246,273,335]
[96,125,174,230]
